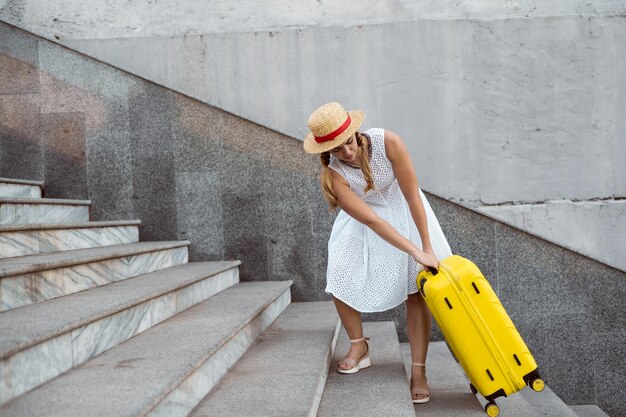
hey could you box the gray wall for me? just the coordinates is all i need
[3,0,625,272]
[1,21,624,416]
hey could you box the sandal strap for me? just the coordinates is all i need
[338,357,358,367]
[349,336,370,343]
[412,362,426,368]
[412,388,430,395]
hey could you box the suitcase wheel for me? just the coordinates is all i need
[419,277,427,294]
[469,383,478,395]
[530,378,545,392]
[485,402,500,417]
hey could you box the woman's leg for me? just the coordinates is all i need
[406,292,431,400]
[333,296,369,371]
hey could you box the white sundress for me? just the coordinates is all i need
[326,128,453,313]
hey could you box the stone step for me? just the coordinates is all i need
[569,405,611,417]
[0,261,240,406]
[190,301,340,417]
[0,241,189,311]
[521,385,580,417]
[400,342,486,417]
[0,178,43,199]
[0,281,292,417]
[401,341,545,417]
[318,321,417,417]
[0,220,141,258]
[474,391,541,417]
[0,197,90,225]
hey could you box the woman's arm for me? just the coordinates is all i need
[329,169,438,269]
[384,130,434,254]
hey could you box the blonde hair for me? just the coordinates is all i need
[320,132,375,210]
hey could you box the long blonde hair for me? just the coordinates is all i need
[320,132,375,210]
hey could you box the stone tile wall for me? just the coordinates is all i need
[1,21,623,416]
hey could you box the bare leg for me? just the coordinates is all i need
[333,296,369,371]
[406,292,431,401]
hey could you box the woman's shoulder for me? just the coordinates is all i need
[363,127,384,138]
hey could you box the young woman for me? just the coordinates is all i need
[303,102,453,404]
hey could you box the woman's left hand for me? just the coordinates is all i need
[422,247,439,272]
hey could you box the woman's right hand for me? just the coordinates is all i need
[411,249,439,272]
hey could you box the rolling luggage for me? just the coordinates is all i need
[417,255,544,417]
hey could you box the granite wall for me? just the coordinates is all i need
[1,21,624,416]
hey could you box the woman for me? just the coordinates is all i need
[303,102,453,404]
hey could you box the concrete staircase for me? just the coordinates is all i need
[0,177,611,416]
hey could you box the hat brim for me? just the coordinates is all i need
[303,110,365,154]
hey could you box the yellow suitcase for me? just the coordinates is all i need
[418,255,545,417]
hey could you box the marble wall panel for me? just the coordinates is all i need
[129,81,177,242]
[37,40,135,220]
[0,274,33,311]
[0,95,43,181]
[71,302,152,365]
[0,332,72,405]
[0,203,89,225]
[41,112,88,200]
[30,269,65,306]
[0,183,41,198]
[99,225,139,246]
[0,230,39,258]
[0,23,40,94]
[37,225,138,253]
[515,312,595,405]
[592,331,626,417]
[148,292,178,328]
[0,204,15,225]
[495,224,591,324]
[1,246,188,311]
[174,171,224,261]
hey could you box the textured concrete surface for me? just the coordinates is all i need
[2,2,626,271]
[318,322,416,417]
[1,20,624,415]
[0,281,291,417]
[478,200,626,272]
[521,386,579,417]
[3,0,624,37]
[569,405,611,417]
[191,302,339,417]
[8,4,624,270]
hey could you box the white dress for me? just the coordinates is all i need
[326,128,453,313]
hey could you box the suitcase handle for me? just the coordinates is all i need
[427,267,439,275]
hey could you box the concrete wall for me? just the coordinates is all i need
[1,21,625,416]
[2,0,624,271]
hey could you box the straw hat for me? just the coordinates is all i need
[303,102,365,154]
